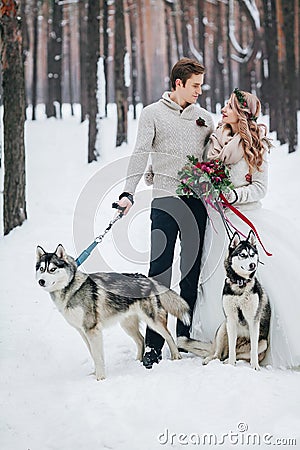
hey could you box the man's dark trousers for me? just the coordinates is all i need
[145,195,207,351]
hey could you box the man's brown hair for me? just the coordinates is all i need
[170,58,205,90]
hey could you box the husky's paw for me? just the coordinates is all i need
[203,354,220,365]
[96,374,106,381]
[227,358,236,366]
[171,352,182,360]
[95,369,106,381]
[251,362,260,371]
[136,344,145,361]
[136,348,144,361]
[202,356,213,365]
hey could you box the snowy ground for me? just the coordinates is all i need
[1,105,300,450]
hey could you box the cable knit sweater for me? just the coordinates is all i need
[124,92,214,197]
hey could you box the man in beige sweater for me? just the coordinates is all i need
[118,58,214,368]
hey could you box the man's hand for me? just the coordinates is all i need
[116,192,134,215]
[117,196,133,215]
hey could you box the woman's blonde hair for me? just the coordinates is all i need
[230,89,269,174]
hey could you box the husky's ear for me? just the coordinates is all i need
[55,244,67,260]
[36,246,46,260]
[247,230,256,247]
[229,232,240,249]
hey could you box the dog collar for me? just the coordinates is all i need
[226,277,250,287]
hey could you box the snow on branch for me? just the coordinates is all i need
[187,24,203,64]
[242,0,260,30]
[228,0,260,63]
[229,0,248,55]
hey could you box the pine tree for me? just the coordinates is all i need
[114,0,128,147]
[86,0,100,162]
[0,0,27,235]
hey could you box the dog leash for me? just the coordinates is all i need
[219,193,272,256]
[75,203,125,267]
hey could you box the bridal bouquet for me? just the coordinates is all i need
[176,155,234,200]
[177,155,272,256]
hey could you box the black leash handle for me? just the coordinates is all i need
[112,202,126,214]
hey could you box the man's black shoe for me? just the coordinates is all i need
[142,347,162,369]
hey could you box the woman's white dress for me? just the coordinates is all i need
[191,156,300,369]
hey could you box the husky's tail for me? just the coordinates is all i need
[158,288,190,326]
[177,336,212,357]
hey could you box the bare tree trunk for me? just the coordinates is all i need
[21,0,29,108]
[32,0,39,120]
[114,0,128,147]
[46,0,62,118]
[261,0,280,132]
[163,1,173,77]
[21,0,30,61]
[282,0,297,153]
[102,0,109,117]
[65,3,74,116]
[137,0,147,105]
[79,0,88,122]
[226,2,233,95]
[215,3,224,107]
[86,0,100,162]
[297,0,300,111]
[197,0,205,62]
[238,8,251,92]
[171,0,181,60]
[0,0,27,235]
[276,1,288,144]
[128,0,138,119]
[180,0,190,58]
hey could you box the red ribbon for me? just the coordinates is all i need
[219,193,272,256]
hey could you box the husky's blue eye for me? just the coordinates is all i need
[40,267,45,273]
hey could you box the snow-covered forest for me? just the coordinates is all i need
[0,1,300,448]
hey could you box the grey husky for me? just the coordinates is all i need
[178,231,271,370]
[36,244,190,380]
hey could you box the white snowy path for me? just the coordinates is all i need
[1,109,300,450]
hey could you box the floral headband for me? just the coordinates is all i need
[233,88,258,122]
